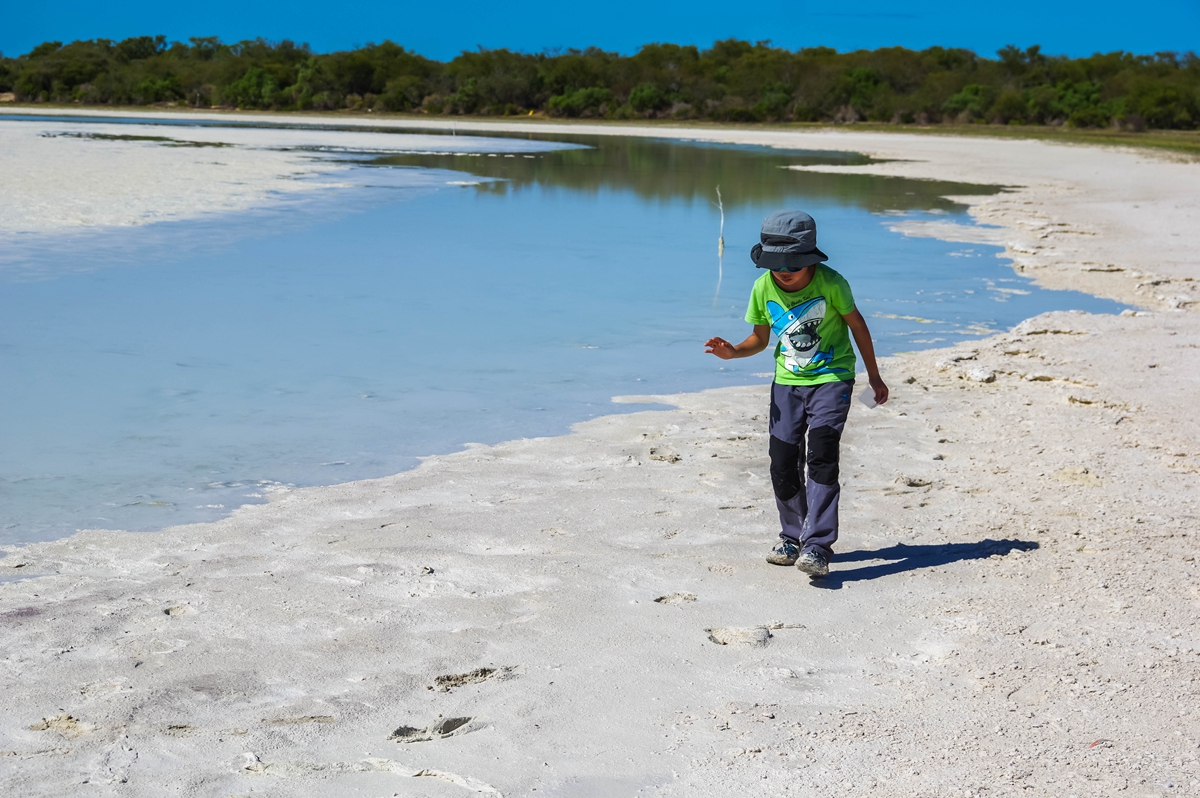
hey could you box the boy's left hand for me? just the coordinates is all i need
[869,375,889,405]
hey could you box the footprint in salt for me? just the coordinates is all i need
[29,713,89,738]
[648,447,682,463]
[654,592,697,605]
[706,626,772,647]
[263,715,335,726]
[389,716,476,743]
[435,668,496,690]
[429,665,519,692]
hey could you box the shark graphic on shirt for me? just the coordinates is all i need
[766,298,848,377]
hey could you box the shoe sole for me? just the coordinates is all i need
[795,560,829,577]
[766,556,798,566]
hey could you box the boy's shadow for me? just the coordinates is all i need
[812,538,1039,590]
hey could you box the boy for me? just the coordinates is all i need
[705,210,888,578]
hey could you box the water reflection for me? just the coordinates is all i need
[371,133,998,213]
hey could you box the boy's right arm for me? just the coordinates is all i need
[705,325,771,360]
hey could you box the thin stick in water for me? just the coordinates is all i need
[713,186,725,307]
[714,186,725,256]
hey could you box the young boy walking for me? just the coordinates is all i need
[705,210,888,578]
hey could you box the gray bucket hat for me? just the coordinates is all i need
[750,210,828,271]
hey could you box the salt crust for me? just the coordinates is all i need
[1,109,1199,796]
[0,116,574,235]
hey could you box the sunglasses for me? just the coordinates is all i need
[769,263,814,274]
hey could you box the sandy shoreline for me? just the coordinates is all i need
[1,115,1198,796]
[0,114,574,237]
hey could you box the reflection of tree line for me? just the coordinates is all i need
[371,136,998,213]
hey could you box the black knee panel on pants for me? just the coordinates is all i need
[807,425,842,485]
[768,435,803,501]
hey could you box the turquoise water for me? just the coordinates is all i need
[0,120,1125,543]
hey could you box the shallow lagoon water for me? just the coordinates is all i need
[0,120,1125,543]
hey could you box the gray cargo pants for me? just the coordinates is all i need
[768,379,854,561]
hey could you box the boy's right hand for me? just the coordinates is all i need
[705,337,737,359]
[706,327,770,361]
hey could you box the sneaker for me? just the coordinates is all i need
[766,537,800,566]
[795,550,829,577]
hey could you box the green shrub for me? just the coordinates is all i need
[27,41,63,59]
[547,86,612,116]
[942,84,997,118]
[114,36,166,63]
[670,102,696,120]
[133,75,182,104]
[751,83,792,120]
[446,77,482,113]
[1067,107,1111,127]
[1024,84,1059,123]
[1129,84,1197,129]
[792,102,822,122]
[628,82,666,113]
[310,90,343,111]
[989,89,1026,123]
[378,75,424,111]
[222,67,275,109]
[719,106,759,123]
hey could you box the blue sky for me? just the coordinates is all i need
[3,0,1198,60]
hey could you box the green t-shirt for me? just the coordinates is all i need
[744,265,857,386]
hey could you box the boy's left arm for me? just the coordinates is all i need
[842,308,889,405]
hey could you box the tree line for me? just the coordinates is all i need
[2,36,1197,130]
